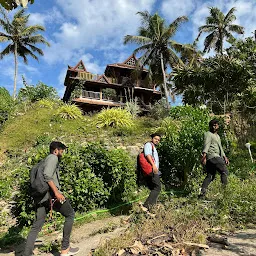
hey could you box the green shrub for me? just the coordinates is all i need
[37,99,59,109]
[149,98,169,120]
[159,106,210,188]
[95,108,134,128]
[125,98,141,118]
[56,104,83,120]
[0,87,14,129]
[14,142,136,226]
[18,81,58,103]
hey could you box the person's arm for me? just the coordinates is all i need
[219,138,229,165]
[48,180,65,202]
[144,143,158,173]
[201,132,211,165]
[44,155,65,202]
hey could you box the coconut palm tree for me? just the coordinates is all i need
[0,7,50,98]
[197,7,244,55]
[124,11,192,108]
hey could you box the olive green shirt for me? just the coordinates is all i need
[40,154,60,203]
[203,131,225,160]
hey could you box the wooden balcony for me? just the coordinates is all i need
[75,90,125,107]
[78,72,118,84]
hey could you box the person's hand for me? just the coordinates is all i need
[152,164,158,174]
[55,191,65,203]
[224,156,229,165]
[201,156,207,166]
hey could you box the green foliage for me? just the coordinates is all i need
[95,108,134,128]
[173,55,253,114]
[149,98,169,120]
[18,81,58,103]
[0,0,34,10]
[102,88,117,98]
[158,106,210,188]
[125,98,141,118]
[37,99,58,109]
[0,87,14,129]
[13,142,136,226]
[56,104,83,120]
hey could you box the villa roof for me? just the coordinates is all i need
[106,54,148,71]
[68,60,87,72]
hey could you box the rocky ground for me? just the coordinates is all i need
[1,214,256,256]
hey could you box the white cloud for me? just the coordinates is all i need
[43,0,156,65]
[28,7,64,27]
[161,0,196,21]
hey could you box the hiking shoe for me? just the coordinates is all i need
[60,247,80,256]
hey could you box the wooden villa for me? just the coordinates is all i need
[63,54,162,112]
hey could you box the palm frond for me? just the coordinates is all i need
[224,7,237,24]
[227,24,244,34]
[198,24,217,32]
[18,44,39,64]
[133,43,153,55]
[20,25,45,37]
[21,34,50,46]
[203,31,218,53]
[165,16,188,37]
[0,31,11,42]
[124,35,151,45]
[25,43,44,55]
[0,44,14,59]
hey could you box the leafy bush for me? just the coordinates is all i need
[18,81,58,103]
[125,98,141,118]
[56,104,83,119]
[159,106,210,188]
[14,142,136,226]
[149,98,169,120]
[0,87,14,129]
[95,108,134,128]
[102,88,117,99]
[37,99,58,109]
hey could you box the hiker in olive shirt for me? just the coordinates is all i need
[199,120,229,198]
[24,142,79,256]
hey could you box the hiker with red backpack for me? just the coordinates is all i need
[138,133,161,212]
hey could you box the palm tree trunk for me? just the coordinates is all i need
[160,53,170,108]
[13,42,18,99]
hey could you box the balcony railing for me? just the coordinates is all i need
[81,90,124,103]
[78,72,118,84]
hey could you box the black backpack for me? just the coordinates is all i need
[30,159,49,198]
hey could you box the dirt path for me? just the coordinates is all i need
[0,215,128,256]
[204,229,256,256]
[1,216,256,256]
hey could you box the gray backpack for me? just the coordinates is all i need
[30,160,49,198]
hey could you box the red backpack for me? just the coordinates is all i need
[138,142,155,176]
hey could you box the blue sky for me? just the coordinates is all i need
[0,0,256,105]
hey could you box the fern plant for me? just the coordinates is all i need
[56,104,83,119]
[95,108,134,128]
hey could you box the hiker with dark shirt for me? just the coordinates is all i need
[140,133,161,212]
[24,142,79,256]
[199,120,229,198]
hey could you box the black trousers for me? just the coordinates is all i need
[144,173,161,209]
[201,157,228,195]
[23,198,75,256]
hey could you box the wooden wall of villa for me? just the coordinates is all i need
[63,54,161,112]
